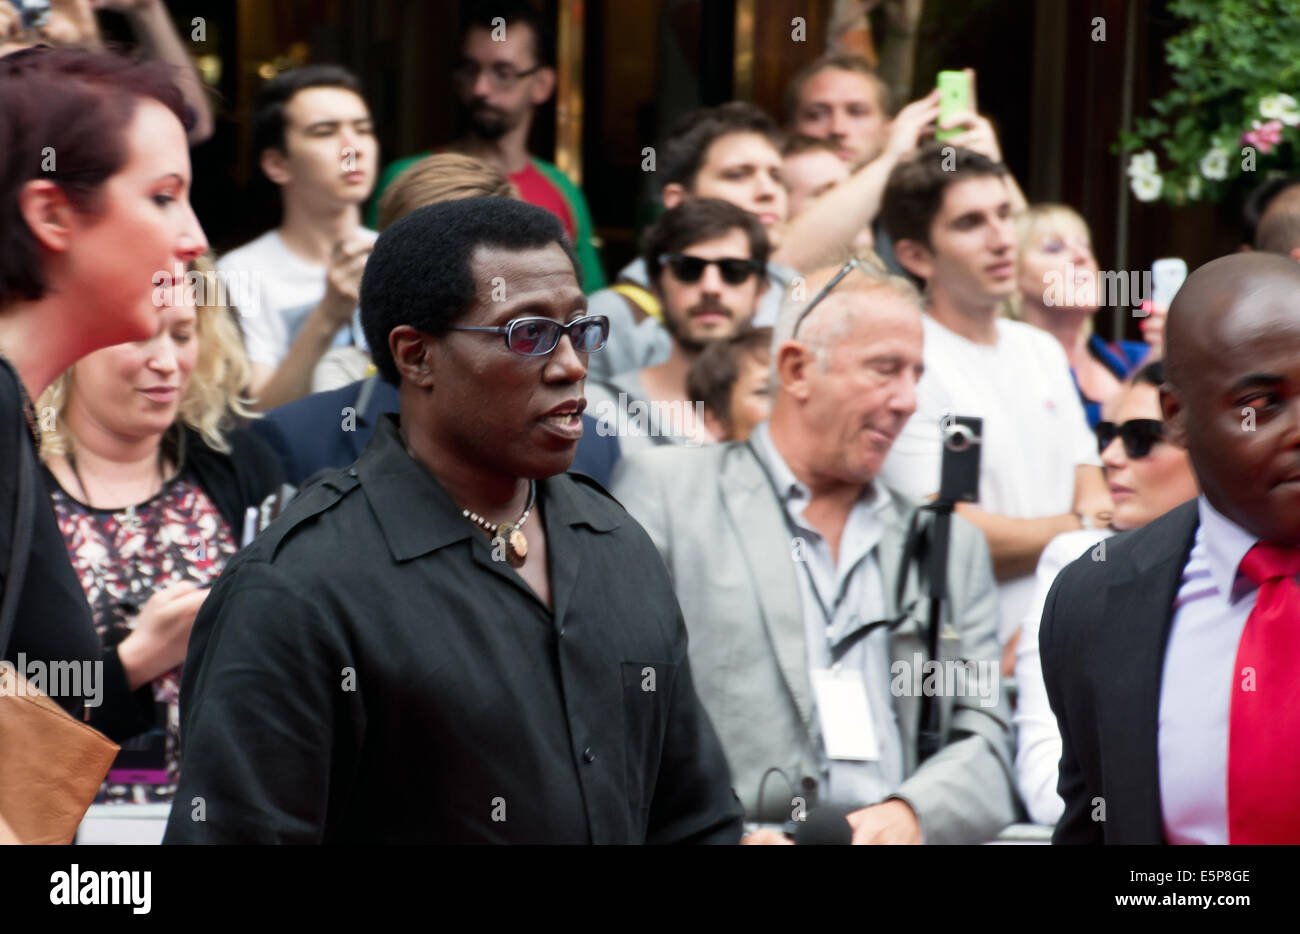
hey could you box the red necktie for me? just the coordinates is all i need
[1228,542,1300,844]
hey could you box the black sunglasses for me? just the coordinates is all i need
[1095,418,1164,459]
[447,314,609,356]
[659,253,763,286]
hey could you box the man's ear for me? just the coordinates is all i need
[1289,246,1300,264]
[892,238,935,282]
[17,179,76,254]
[1160,383,1188,449]
[260,147,291,187]
[775,340,816,402]
[529,66,556,105]
[661,184,688,210]
[389,325,435,389]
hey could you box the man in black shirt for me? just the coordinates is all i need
[164,198,742,843]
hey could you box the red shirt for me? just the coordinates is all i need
[510,161,576,240]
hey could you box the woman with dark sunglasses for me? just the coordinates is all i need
[1013,360,1199,826]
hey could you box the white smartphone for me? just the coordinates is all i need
[1150,257,1188,311]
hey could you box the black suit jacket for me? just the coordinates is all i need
[1039,499,1200,844]
[252,376,621,489]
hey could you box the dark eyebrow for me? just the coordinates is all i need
[1229,373,1285,392]
[489,295,586,325]
[304,119,340,132]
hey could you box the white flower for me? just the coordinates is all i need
[1131,173,1163,202]
[1186,175,1202,200]
[1259,93,1300,127]
[1199,146,1229,180]
[1127,150,1158,178]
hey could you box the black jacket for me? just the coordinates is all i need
[1040,500,1200,844]
[165,413,741,844]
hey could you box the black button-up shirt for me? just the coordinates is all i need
[163,414,742,844]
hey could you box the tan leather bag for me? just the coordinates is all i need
[0,400,119,844]
[0,674,119,844]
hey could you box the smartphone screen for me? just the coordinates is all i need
[935,70,973,142]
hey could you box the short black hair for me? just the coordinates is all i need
[1242,174,1300,246]
[252,64,364,157]
[880,143,1008,248]
[1131,358,1164,389]
[459,0,553,67]
[361,197,581,385]
[659,101,782,193]
[642,198,771,290]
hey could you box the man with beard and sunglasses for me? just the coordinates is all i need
[164,198,741,843]
[367,1,604,293]
[585,198,769,457]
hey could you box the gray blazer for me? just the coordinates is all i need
[610,440,1019,843]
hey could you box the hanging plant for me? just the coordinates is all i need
[1117,0,1300,205]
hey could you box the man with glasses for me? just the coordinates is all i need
[587,101,797,382]
[164,198,742,843]
[586,198,768,456]
[610,263,1017,844]
[367,1,604,293]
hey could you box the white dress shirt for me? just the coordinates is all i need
[1158,495,1260,844]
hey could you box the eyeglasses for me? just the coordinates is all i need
[452,61,543,90]
[658,253,763,286]
[792,258,861,338]
[447,314,608,356]
[1095,418,1164,459]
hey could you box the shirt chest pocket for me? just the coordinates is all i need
[621,660,678,818]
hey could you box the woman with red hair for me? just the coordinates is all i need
[0,47,207,719]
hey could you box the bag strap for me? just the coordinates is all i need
[610,282,663,324]
[0,403,37,660]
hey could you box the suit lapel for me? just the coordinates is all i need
[721,445,813,728]
[1098,501,1200,842]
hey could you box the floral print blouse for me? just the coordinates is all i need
[48,471,238,804]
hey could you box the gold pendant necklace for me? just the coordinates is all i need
[461,480,536,567]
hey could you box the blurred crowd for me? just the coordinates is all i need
[5,0,1300,845]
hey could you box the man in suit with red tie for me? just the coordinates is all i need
[1041,251,1300,844]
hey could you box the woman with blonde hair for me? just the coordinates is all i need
[38,256,282,802]
[1011,204,1154,426]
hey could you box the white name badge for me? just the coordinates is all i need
[811,667,880,761]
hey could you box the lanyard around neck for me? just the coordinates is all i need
[742,440,916,665]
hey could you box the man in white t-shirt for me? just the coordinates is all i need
[220,65,379,408]
[877,144,1112,668]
